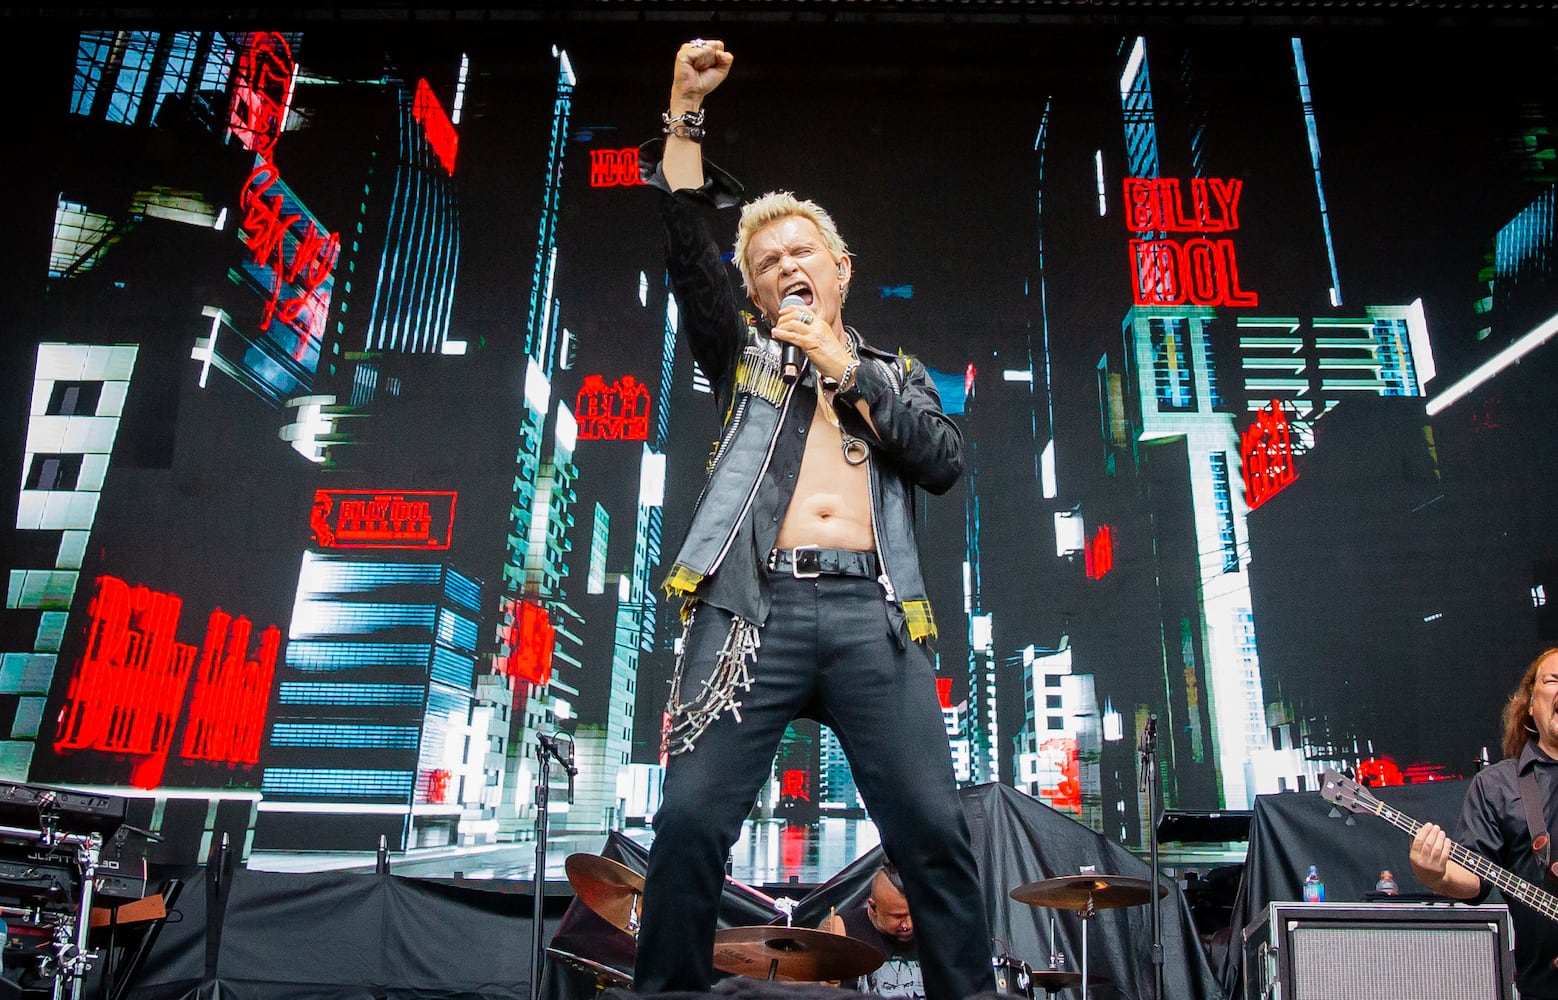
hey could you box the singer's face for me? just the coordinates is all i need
[746,216,850,327]
[1529,651,1558,753]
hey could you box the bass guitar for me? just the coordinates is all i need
[1319,768,1558,921]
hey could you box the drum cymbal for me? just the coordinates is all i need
[1028,969,1084,992]
[1030,970,1115,994]
[565,854,645,935]
[1009,874,1167,909]
[712,925,886,982]
[547,947,635,990]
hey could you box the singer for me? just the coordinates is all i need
[630,39,994,1000]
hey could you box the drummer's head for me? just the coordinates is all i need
[867,864,913,942]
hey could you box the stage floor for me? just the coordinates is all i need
[246,815,885,889]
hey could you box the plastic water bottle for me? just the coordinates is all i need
[1375,870,1400,895]
[1302,865,1326,902]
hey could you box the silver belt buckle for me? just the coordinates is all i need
[789,544,822,579]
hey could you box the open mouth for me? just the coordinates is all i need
[782,282,814,306]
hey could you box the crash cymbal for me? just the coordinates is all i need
[712,925,886,982]
[1028,969,1084,993]
[1028,965,1115,990]
[1009,874,1167,910]
[547,947,634,991]
[565,854,645,935]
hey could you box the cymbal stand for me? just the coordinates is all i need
[531,731,576,1000]
[1077,889,1095,1000]
[1140,713,1163,1000]
[1046,913,1066,975]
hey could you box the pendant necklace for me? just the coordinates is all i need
[819,391,869,466]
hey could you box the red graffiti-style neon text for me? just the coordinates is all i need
[1240,399,1298,510]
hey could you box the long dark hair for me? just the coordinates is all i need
[1501,646,1558,759]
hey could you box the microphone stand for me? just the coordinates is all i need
[1140,714,1163,1000]
[531,731,576,1000]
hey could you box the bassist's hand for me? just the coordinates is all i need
[1410,821,1480,899]
[1410,822,1453,882]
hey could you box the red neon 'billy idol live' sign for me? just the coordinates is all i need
[576,374,650,441]
[310,490,458,549]
[1124,178,1258,308]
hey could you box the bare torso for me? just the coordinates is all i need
[774,391,875,551]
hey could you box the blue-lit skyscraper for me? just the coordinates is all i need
[256,550,482,851]
[495,48,587,837]
[1,345,141,779]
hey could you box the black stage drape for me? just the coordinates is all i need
[124,862,546,1000]
[1217,778,1471,999]
[122,782,1235,1000]
[555,783,1220,1000]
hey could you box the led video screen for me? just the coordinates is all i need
[3,10,1557,879]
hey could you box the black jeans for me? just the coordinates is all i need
[633,572,996,1000]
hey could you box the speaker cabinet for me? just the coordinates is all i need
[1241,902,1514,1000]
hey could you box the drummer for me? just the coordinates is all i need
[822,864,923,997]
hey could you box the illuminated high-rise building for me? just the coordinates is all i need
[1233,306,1434,450]
[572,269,679,830]
[1,344,141,778]
[494,48,586,839]
[256,549,482,851]
[818,728,860,814]
[8,33,253,782]
[1013,640,1100,827]
[960,366,1000,785]
[1107,36,1439,808]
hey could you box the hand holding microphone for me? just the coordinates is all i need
[778,293,810,384]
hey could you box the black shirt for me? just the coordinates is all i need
[1455,740,1558,999]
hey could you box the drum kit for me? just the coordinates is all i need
[1003,872,1167,998]
[554,852,1165,999]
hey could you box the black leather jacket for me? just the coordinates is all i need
[643,141,962,645]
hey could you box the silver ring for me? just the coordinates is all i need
[800,311,815,325]
[689,38,708,47]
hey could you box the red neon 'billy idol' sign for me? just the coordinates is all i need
[1125,178,1258,308]
[310,490,458,549]
[1240,399,1297,509]
[55,575,278,788]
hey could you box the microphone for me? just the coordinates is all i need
[559,733,577,806]
[779,293,806,384]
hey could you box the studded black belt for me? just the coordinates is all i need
[767,546,879,580]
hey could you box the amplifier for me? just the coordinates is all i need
[1242,901,1514,1000]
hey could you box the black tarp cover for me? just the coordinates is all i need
[122,783,1224,1000]
[125,862,544,1000]
[551,784,1220,1000]
[1217,778,1470,999]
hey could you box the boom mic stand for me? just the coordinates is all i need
[530,731,576,1000]
[1140,714,1164,1000]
